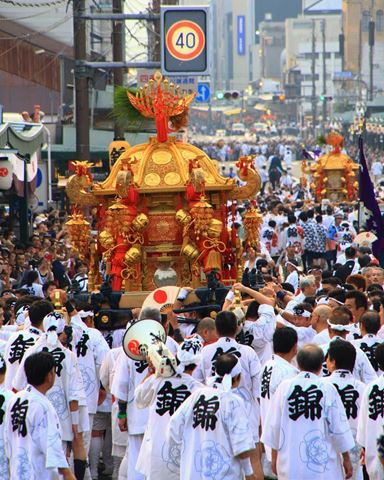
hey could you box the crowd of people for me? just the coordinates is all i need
[0,135,383,480]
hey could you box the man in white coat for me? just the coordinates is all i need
[111,307,178,480]
[193,310,263,478]
[169,353,257,480]
[357,342,384,480]
[324,339,365,480]
[4,351,75,480]
[4,300,52,388]
[262,344,354,480]
[134,336,203,479]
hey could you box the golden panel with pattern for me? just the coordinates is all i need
[164,172,181,186]
[144,172,161,187]
[152,150,173,165]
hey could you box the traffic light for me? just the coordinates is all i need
[216,91,224,100]
[320,95,333,102]
[278,94,285,103]
[223,90,240,100]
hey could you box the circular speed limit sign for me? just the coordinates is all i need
[165,20,205,61]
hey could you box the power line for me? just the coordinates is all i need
[0,0,67,7]
[0,14,72,41]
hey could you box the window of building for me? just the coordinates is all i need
[362,10,370,32]
[377,10,384,32]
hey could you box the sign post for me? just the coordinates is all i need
[161,6,210,75]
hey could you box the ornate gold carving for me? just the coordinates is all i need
[164,172,181,186]
[152,150,173,165]
[144,172,161,186]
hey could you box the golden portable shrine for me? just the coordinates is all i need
[66,73,261,293]
[308,131,359,202]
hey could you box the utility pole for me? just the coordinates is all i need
[369,11,375,101]
[73,0,90,160]
[112,0,125,139]
[321,19,327,130]
[311,19,317,136]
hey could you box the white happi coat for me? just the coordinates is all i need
[324,369,365,480]
[4,385,68,480]
[262,371,355,480]
[241,304,276,366]
[353,334,384,374]
[357,374,384,480]
[321,337,377,384]
[99,346,127,456]
[0,384,14,479]
[135,373,202,479]
[13,335,87,441]
[4,327,41,389]
[193,336,261,442]
[168,382,255,480]
[70,316,110,415]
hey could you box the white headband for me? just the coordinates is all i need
[177,335,203,367]
[15,306,29,326]
[78,310,94,318]
[43,311,65,346]
[206,360,242,392]
[327,319,353,332]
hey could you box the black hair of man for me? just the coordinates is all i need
[25,351,55,386]
[215,353,239,377]
[281,282,295,294]
[273,327,298,354]
[42,280,56,294]
[375,343,384,371]
[297,344,325,372]
[345,290,368,311]
[25,270,39,286]
[298,211,307,222]
[367,283,384,293]
[358,255,372,269]
[268,220,277,228]
[28,300,54,327]
[359,311,381,334]
[322,277,342,288]
[307,209,315,219]
[327,339,356,372]
[328,288,346,304]
[14,296,41,315]
[345,246,357,259]
[245,300,260,320]
[288,214,296,224]
[215,310,237,337]
[315,214,323,223]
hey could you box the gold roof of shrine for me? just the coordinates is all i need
[310,152,360,171]
[93,135,235,195]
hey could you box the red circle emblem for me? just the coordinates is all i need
[166,20,205,61]
[153,289,168,304]
[0,168,8,177]
[127,339,140,356]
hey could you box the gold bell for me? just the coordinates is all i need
[175,209,191,225]
[207,218,223,239]
[124,245,141,264]
[132,213,149,232]
[181,243,199,260]
[99,231,115,248]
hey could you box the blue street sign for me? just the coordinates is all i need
[195,83,211,102]
[196,82,210,102]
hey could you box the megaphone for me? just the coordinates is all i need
[122,319,167,361]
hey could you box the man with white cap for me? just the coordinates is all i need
[135,336,203,479]
[112,307,179,480]
[13,310,89,479]
[320,308,377,384]
[169,353,256,480]
[4,300,52,389]
[193,310,263,478]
